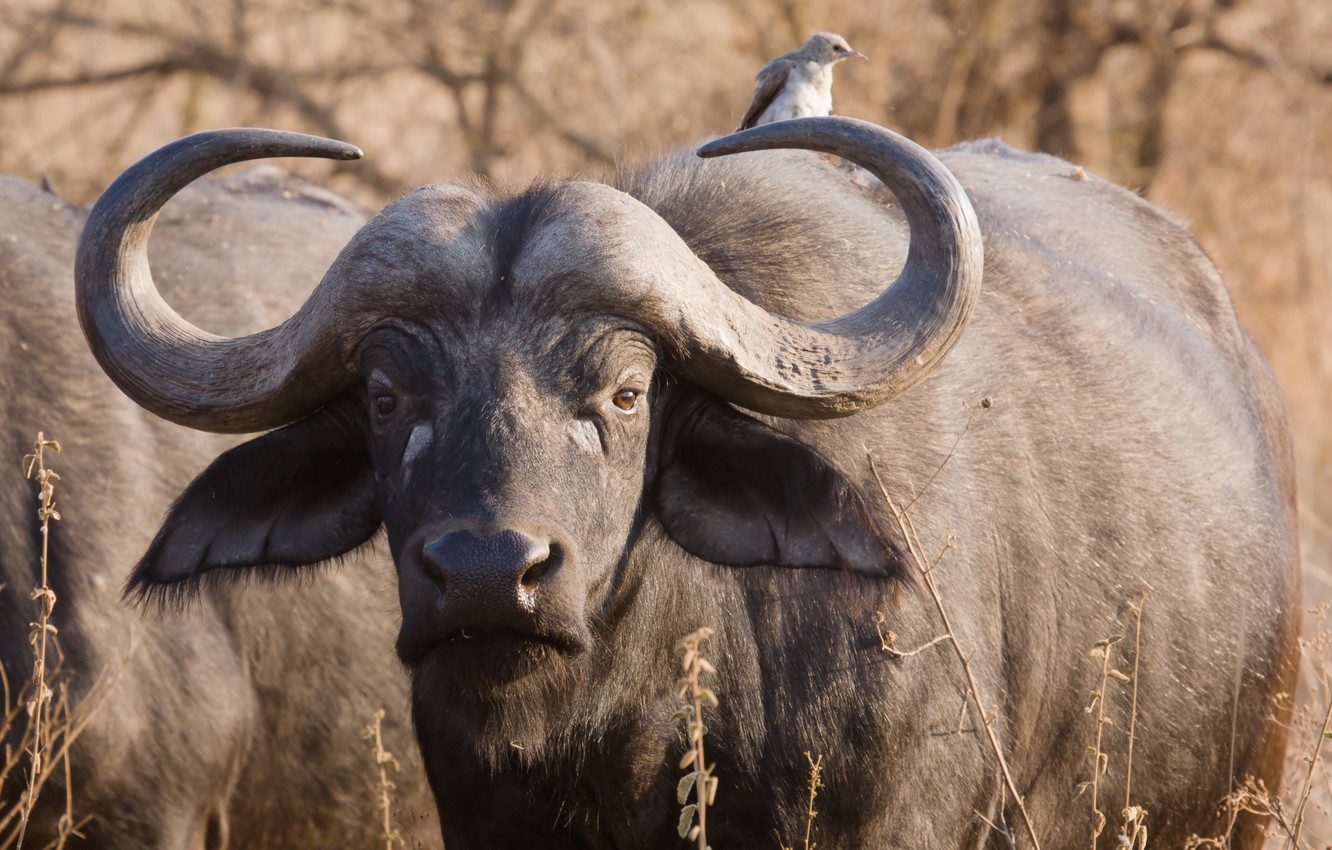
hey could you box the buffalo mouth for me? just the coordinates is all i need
[396,621,585,674]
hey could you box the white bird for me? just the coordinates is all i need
[737,32,867,132]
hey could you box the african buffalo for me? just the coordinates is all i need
[1,168,438,847]
[76,120,1299,848]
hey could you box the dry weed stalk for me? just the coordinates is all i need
[1119,597,1148,850]
[0,648,122,849]
[1119,805,1147,850]
[675,627,718,850]
[1184,777,1293,849]
[800,752,823,850]
[1,435,130,849]
[874,610,951,658]
[1075,595,1152,850]
[1080,633,1125,847]
[777,752,824,850]
[1287,689,1332,848]
[362,709,403,850]
[1187,604,1321,849]
[868,452,1042,850]
[15,434,61,849]
[1235,602,1332,850]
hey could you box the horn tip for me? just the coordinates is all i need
[698,117,879,160]
[696,134,743,159]
[695,118,836,159]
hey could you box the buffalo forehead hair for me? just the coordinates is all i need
[614,147,905,314]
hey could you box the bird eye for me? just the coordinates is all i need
[612,389,639,412]
[372,392,397,418]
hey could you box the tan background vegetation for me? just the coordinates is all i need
[0,0,1328,843]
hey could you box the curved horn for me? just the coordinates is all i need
[674,117,983,418]
[76,129,364,434]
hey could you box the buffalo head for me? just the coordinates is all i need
[76,120,979,754]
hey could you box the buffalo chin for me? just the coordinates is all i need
[410,632,587,767]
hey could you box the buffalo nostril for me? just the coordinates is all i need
[418,543,449,592]
[519,543,561,591]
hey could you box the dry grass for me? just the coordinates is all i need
[1077,604,1149,850]
[775,753,827,850]
[1244,605,1332,849]
[675,626,719,850]
[15,434,61,848]
[799,753,825,850]
[1120,599,1149,850]
[0,435,121,850]
[1083,634,1126,846]
[362,708,405,850]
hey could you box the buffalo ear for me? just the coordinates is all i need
[653,389,904,577]
[127,397,380,602]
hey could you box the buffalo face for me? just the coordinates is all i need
[359,311,658,676]
[125,180,907,696]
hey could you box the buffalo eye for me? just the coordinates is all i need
[372,392,397,419]
[612,389,639,412]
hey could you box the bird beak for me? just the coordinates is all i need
[851,50,868,61]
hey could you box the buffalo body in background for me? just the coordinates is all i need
[0,169,438,848]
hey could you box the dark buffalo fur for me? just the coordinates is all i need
[0,170,440,848]
[127,141,1297,848]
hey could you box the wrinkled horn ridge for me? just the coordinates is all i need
[687,117,984,419]
[76,128,364,434]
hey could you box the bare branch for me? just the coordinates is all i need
[0,0,84,85]
[510,82,615,164]
[0,60,183,95]
[869,454,1043,850]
